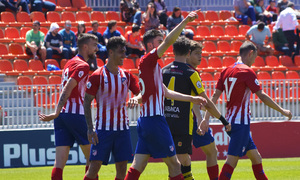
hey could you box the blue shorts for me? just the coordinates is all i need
[135,116,176,158]
[90,130,133,165]
[54,113,89,147]
[192,118,214,148]
[228,124,257,157]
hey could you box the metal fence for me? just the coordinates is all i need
[0,79,299,129]
[85,0,300,12]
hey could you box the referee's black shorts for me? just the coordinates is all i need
[172,134,193,155]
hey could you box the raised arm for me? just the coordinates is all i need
[157,9,200,57]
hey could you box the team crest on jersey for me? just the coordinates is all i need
[255,79,259,86]
[92,150,97,156]
[178,142,182,147]
[196,81,202,88]
[169,145,174,152]
[242,146,246,153]
[78,71,84,78]
[121,77,127,85]
[86,82,92,89]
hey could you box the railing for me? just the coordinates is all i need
[1,79,299,129]
[85,0,300,12]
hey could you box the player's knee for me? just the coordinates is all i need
[87,161,102,177]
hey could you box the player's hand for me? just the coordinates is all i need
[225,123,231,132]
[184,9,201,23]
[39,113,58,122]
[281,109,292,120]
[199,119,209,135]
[127,97,139,109]
[192,96,207,107]
[87,129,99,145]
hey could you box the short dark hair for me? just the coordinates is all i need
[143,29,164,50]
[132,25,140,33]
[106,36,126,54]
[108,20,117,30]
[190,40,203,53]
[257,22,265,30]
[77,33,98,48]
[173,36,191,56]
[239,41,257,56]
[91,20,99,26]
[288,2,294,8]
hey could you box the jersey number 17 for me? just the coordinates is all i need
[224,77,237,101]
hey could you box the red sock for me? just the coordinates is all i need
[170,174,184,180]
[219,164,234,180]
[83,175,98,180]
[124,167,141,180]
[252,163,268,180]
[207,164,219,180]
[51,167,63,180]
[115,178,122,180]
[85,165,89,173]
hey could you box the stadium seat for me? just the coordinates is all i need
[76,11,91,26]
[290,87,300,100]
[200,72,214,87]
[0,59,18,75]
[272,71,286,86]
[165,45,174,57]
[265,56,286,71]
[181,11,189,18]
[157,59,164,67]
[49,75,62,91]
[122,58,135,70]
[28,59,50,75]
[47,11,63,26]
[91,11,106,23]
[194,26,217,41]
[46,0,63,11]
[197,57,212,72]
[251,56,271,71]
[230,40,243,53]
[33,75,49,91]
[0,29,10,43]
[219,10,239,25]
[72,0,92,11]
[205,11,224,25]
[45,59,61,74]
[96,58,104,67]
[279,55,300,70]
[105,11,126,26]
[257,71,272,86]
[225,25,245,40]
[116,26,125,36]
[5,27,22,43]
[60,59,68,69]
[222,56,236,67]
[34,93,50,107]
[275,87,289,102]
[0,43,14,59]
[51,93,60,105]
[20,27,31,39]
[214,72,221,80]
[0,12,19,27]
[17,76,33,91]
[285,70,300,86]
[238,25,250,36]
[40,27,49,36]
[16,12,32,26]
[57,0,77,11]
[13,59,35,75]
[210,25,231,40]
[186,25,196,34]
[30,12,49,26]
[294,55,300,67]
[61,11,76,26]
[208,56,222,71]
[194,11,209,25]
[217,41,238,56]
[9,43,29,59]
[202,41,222,56]
[164,57,174,66]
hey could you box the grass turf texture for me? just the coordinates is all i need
[1,158,299,179]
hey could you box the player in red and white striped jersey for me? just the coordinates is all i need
[202,41,292,180]
[39,33,98,180]
[83,37,140,180]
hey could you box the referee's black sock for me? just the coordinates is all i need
[181,165,194,180]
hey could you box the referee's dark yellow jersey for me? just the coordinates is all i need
[162,61,205,136]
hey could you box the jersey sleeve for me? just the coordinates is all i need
[189,71,205,95]
[245,69,262,93]
[127,72,140,95]
[86,70,100,96]
[69,64,89,83]
[140,48,159,69]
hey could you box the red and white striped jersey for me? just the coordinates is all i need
[216,62,261,125]
[86,66,140,131]
[139,48,165,117]
[61,55,89,115]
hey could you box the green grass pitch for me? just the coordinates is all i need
[1,158,299,179]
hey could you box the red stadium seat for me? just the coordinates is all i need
[4,27,21,42]
[290,87,300,100]
[20,27,31,39]
[76,11,91,26]
[286,70,300,79]
[294,55,300,67]
[214,72,221,80]
[194,11,210,25]
[72,0,92,11]
[116,26,125,36]
[49,75,62,88]
[275,87,289,102]
[231,40,243,52]
[208,56,222,71]
[0,28,10,43]
[205,11,224,25]
[60,59,68,69]
[0,59,18,75]
[164,57,174,66]
[46,0,63,11]
[28,59,51,75]
[9,43,29,59]
[57,0,77,11]
[30,12,49,26]
[17,76,33,89]
[40,27,49,36]
[13,59,35,75]
[96,58,104,67]
[225,25,245,40]
[157,59,164,67]
[122,58,135,69]
[186,25,196,34]
[91,11,106,23]
[257,71,272,86]
[238,25,250,36]
[279,55,300,70]
[197,57,214,72]
[220,10,239,25]
[265,56,286,71]
[200,72,214,81]
[202,41,222,56]
[217,41,238,56]
[1,12,19,27]
[251,56,271,71]
[211,25,231,40]
[16,12,32,26]
[181,11,189,18]
[34,93,50,107]
[222,56,236,67]
[272,71,286,86]
[45,59,61,70]
[105,11,125,26]
[194,26,217,41]
[0,43,14,59]
[47,11,63,26]
[61,11,76,25]
[33,75,49,91]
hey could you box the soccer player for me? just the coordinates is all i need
[83,36,140,180]
[39,33,98,180]
[163,38,230,180]
[124,10,208,180]
[202,41,292,180]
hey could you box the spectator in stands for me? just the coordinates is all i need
[0,1,5,13]
[45,23,69,61]
[120,0,142,26]
[76,21,86,39]
[272,28,292,56]
[150,0,168,27]
[266,0,278,21]
[246,21,273,55]
[274,3,300,55]
[143,2,163,32]
[1,0,30,14]
[167,7,194,40]
[25,21,46,63]
[103,20,123,45]
[29,0,56,12]
[233,0,257,25]
[87,21,105,45]
[59,20,77,59]
[277,0,290,14]
[125,25,145,57]
[254,0,273,24]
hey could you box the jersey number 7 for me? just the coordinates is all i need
[224,77,237,101]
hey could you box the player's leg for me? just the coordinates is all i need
[115,161,128,180]
[219,155,239,180]
[79,144,91,172]
[200,142,219,180]
[84,160,102,180]
[176,154,193,180]
[125,154,150,180]
[163,155,184,180]
[52,146,70,180]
